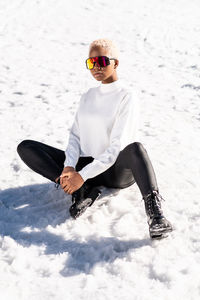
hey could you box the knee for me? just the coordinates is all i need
[132,142,144,151]
[17,139,34,155]
[127,142,146,155]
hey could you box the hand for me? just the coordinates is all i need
[60,166,84,194]
[61,166,75,176]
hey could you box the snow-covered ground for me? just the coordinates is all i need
[0,0,200,299]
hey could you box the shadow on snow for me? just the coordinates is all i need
[0,183,150,277]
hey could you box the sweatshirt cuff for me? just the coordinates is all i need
[78,169,89,182]
[64,162,76,168]
[64,157,77,168]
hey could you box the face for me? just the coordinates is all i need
[88,46,119,84]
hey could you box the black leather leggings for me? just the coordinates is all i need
[17,140,158,197]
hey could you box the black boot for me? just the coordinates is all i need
[143,190,173,239]
[69,183,101,219]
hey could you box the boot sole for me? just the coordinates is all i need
[150,226,173,240]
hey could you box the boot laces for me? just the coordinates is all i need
[55,183,60,189]
[55,177,60,190]
[144,191,164,218]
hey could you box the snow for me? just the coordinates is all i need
[0,0,200,299]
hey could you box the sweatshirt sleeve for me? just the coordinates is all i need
[78,92,139,181]
[64,95,84,168]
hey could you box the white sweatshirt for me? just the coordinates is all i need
[64,80,140,182]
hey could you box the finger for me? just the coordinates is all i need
[60,175,68,185]
[61,184,68,191]
[64,184,73,194]
[62,182,68,189]
[60,179,66,187]
[61,178,70,187]
[66,184,73,193]
[64,187,69,193]
[63,181,72,191]
[60,173,69,178]
[68,189,73,195]
[62,181,68,189]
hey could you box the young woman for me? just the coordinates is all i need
[17,38,173,239]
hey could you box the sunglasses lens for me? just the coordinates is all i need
[86,56,110,69]
[86,58,94,70]
[98,56,109,67]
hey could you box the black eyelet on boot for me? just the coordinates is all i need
[143,191,173,239]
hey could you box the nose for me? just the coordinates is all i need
[93,62,101,70]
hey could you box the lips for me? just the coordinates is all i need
[94,73,103,76]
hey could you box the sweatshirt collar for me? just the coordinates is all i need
[98,80,121,94]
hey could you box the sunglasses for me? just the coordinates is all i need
[85,56,116,70]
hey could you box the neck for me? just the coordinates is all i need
[101,74,118,84]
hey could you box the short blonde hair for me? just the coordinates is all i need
[89,38,120,59]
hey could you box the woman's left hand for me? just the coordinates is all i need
[60,170,84,194]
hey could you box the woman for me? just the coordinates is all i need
[17,38,172,239]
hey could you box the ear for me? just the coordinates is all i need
[114,59,119,69]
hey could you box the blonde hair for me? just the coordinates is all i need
[89,38,120,59]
